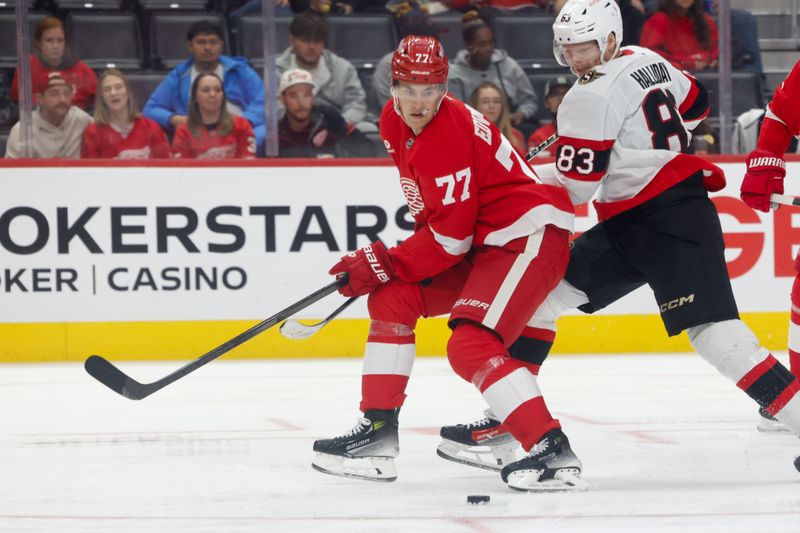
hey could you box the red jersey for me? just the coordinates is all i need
[640,12,718,72]
[12,55,97,110]
[172,115,256,159]
[81,117,171,159]
[379,96,574,282]
[758,61,800,154]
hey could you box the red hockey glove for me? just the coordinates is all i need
[741,149,786,212]
[329,241,395,297]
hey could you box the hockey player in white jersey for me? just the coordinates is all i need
[438,0,800,490]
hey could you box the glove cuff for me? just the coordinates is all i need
[747,149,786,174]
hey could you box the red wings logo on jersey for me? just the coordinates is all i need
[400,177,425,215]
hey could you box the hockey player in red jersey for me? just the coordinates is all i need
[311,35,581,490]
[740,60,800,432]
[439,0,800,485]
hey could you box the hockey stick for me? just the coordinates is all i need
[525,132,559,161]
[84,278,345,400]
[279,295,358,340]
[771,193,800,207]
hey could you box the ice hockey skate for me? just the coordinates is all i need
[500,428,588,492]
[437,409,521,471]
[311,408,400,482]
[757,407,791,433]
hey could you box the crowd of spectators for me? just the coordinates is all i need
[2,0,768,159]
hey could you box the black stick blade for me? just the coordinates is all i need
[84,355,149,400]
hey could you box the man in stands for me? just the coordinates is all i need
[277,69,373,158]
[5,71,91,158]
[143,20,265,153]
[276,12,368,131]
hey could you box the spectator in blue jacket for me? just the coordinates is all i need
[144,20,266,154]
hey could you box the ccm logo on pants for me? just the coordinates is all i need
[659,294,695,313]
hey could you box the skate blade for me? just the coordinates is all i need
[311,453,397,482]
[757,419,792,433]
[436,439,519,472]
[506,468,588,493]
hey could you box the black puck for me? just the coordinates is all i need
[794,455,800,473]
[467,495,490,504]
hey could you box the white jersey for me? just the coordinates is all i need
[539,46,723,220]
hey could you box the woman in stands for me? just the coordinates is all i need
[172,73,256,159]
[447,11,538,127]
[640,0,718,72]
[11,16,97,110]
[470,81,526,155]
[81,69,171,159]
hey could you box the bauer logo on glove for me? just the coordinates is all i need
[329,241,395,297]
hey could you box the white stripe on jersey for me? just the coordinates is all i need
[481,367,542,422]
[430,226,473,256]
[362,342,415,376]
[483,203,574,246]
[483,230,544,329]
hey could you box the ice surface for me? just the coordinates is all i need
[1,354,798,532]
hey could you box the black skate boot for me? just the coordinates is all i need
[757,406,790,433]
[312,408,400,482]
[500,428,587,492]
[437,409,520,471]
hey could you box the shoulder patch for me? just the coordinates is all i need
[578,70,606,85]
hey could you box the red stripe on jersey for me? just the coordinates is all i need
[520,326,556,343]
[593,154,723,220]
[766,378,800,416]
[678,73,699,114]
[678,73,710,122]
[557,136,615,151]
[737,355,778,392]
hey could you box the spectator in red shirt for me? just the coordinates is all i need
[526,75,570,156]
[469,81,526,155]
[11,16,97,111]
[172,73,256,159]
[640,0,718,72]
[81,69,171,159]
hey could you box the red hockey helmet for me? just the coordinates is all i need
[391,35,448,85]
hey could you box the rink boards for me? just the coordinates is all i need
[0,157,798,361]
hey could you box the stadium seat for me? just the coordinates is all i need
[140,0,209,11]
[67,13,143,70]
[693,71,764,117]
[493,15,558,68]
[357,65,382,119]
[430,13,463,60]
[126,70,165,109]
[55,0,125,10]
[0,12,48,69]
[150,12,228,70]
[236,15,291,69]
[326,16,396,68]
